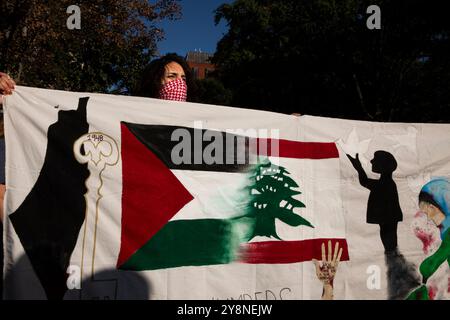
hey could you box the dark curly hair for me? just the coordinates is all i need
[134,53,197,102]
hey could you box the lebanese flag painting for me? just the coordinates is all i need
[118,122,349,271]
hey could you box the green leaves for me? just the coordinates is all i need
[275,208,313,228]
[0,0,181,93]
[213,0,450,122]
[244,159,313,240]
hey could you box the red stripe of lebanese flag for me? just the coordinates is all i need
[254,138,339,159]
[240,239,349,264]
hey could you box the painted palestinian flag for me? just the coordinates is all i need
[117,123,349,271]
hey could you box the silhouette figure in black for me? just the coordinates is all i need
[347,151,403,253]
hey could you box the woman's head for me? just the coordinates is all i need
[135,53,196,102]
[419,178,450,238]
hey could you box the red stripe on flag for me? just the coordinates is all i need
[240,238,349,264]
[117,124,194,268]
[254,138,339,159]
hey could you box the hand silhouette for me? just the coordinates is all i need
[346,153,363,170]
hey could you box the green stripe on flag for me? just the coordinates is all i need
[120,218,253,271]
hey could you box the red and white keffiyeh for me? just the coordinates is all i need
[158,78,187,102]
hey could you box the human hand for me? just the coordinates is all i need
[0,72,16,95]
[313,240,343,294]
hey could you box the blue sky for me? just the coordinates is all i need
[156,0,233,57]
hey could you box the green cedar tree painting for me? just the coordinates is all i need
[244,160,313,240]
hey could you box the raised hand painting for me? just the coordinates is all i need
[313,240,343,300]
[407,178,450,300]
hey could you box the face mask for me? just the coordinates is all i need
[158,78,187,102]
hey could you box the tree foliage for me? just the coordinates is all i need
[213,0,450,122]
[0,0,181,93]
[194,77,233,106]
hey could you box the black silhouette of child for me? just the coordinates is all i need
[347,151,403,254]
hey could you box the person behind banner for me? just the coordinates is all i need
[0,54,194,219]
[134,53,197,102]
[0,72,16,222]
[0,71,15,297]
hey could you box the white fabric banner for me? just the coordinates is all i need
[2,86,449,300]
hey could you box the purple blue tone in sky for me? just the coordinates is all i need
[156,0,233,57]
